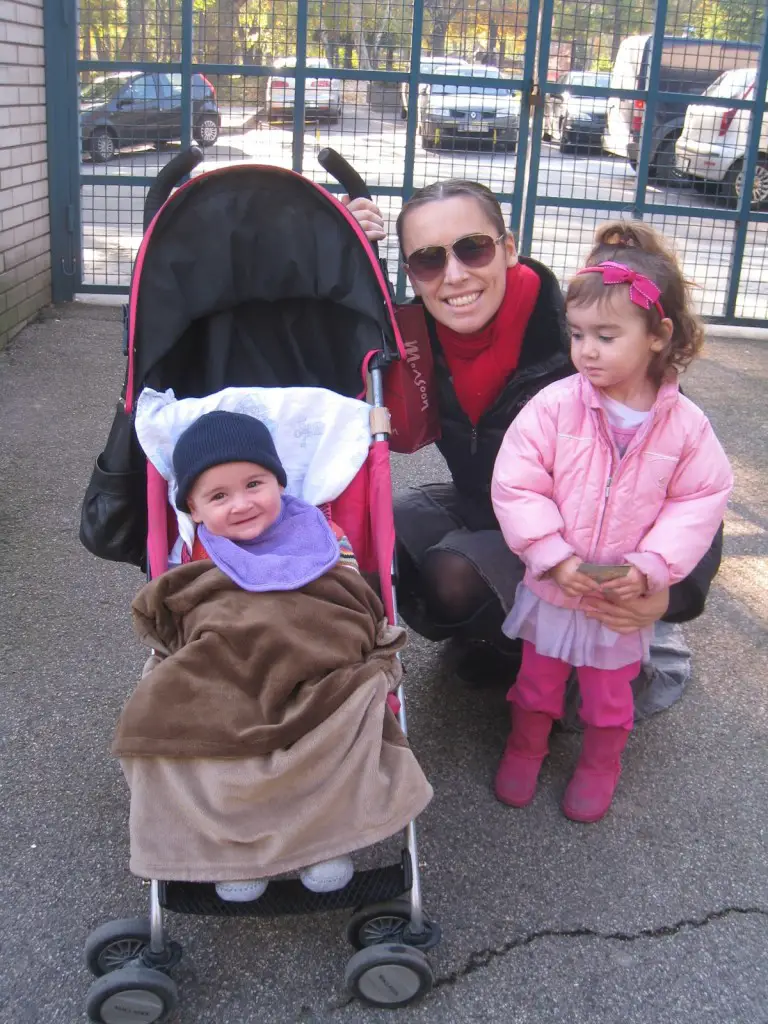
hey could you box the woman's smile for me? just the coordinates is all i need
[444,291,482,309]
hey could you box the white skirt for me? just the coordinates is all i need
[503,584,652,670]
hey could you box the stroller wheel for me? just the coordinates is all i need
[85,918,182,977]
[86,967,178,1023]
[345,943,434,1008]
[346,898,441,951]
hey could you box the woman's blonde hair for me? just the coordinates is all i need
[566,221,705,382]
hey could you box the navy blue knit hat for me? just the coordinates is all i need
[173,411,287,512]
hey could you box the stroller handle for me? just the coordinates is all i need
[143,145,204,231]
[317,148,372,201]
[317,148,382,263]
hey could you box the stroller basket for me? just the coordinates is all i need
[159,852,412,918]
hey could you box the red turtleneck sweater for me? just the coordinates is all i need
[435,263,541,425]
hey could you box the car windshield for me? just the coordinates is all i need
[80,75,136,103]
[432,71,511,96]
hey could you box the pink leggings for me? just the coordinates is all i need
[510,641,639,731]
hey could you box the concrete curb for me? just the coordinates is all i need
[704,324,768,342]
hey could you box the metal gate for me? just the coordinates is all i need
[45,0,767,323]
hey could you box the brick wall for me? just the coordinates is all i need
[0,0,51,349]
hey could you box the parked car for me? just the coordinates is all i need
[544,70,611,153]
[80,71,220,162]
[675,67,768,208]
[401,55,471,118]
[418,65,519,151]
[265,57,342,122]
[603,34,759,180]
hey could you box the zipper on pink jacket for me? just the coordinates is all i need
[589,407,620,558]
[585,379,679,561]
[593,473,614,550]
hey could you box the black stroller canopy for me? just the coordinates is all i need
[131,165,398,400]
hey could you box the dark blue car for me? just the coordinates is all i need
[80,71,220,162]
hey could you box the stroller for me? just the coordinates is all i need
[81,147,441,1022]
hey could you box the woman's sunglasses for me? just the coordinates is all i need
[404,233,506,282]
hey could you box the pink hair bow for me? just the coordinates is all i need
[576,261,665,318]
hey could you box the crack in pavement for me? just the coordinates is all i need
[306,905,768,1018]
[433,906,768,990]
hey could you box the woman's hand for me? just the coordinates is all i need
[341,196,386,242]
[550,555,603,599]
[599,566,647,602]
[582,588,670,634]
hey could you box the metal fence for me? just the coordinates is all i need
[45,0,767,323]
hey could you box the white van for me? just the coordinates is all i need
[675,67,768,207]
[603,34,759,178]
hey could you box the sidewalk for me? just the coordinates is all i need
[1,304,767,1024]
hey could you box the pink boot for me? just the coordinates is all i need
[562,726,630,823]
[494,708,553,807]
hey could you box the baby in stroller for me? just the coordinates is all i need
[112,391,433,902]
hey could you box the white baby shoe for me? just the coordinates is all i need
[215,879,268,902]
[299,855,354,893]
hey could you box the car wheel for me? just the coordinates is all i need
[193,116,219,146]
[559,130,575,155]
[327,105,341,125]
[723,157,768,209]
[90,128,116,163]
[650,137,683,186]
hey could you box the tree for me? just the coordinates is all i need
[423,0,467,56]
[121,0,150,59]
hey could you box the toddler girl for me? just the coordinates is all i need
[490,222,733,823]
[114,410,432,898]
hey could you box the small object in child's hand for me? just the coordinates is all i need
[578,563,632,583]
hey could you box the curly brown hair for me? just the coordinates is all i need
[566,221,704,383]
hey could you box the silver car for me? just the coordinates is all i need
[418,65,519,151]
[265,57,342,123]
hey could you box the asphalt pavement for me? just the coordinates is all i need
[1,303,767,1024]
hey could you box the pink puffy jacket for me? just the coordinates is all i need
[491,373,733,609]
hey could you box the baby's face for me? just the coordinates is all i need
[187,461,283,542]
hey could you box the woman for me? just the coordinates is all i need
[345,183,723,688]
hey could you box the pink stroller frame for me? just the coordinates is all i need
[82,148,441,1023]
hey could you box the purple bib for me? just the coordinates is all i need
[199,494,339,592]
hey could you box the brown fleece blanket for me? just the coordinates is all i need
[114,561,398,758]
[114,562,433,881]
